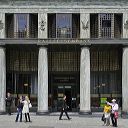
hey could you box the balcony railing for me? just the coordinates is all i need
[14,31,27,38]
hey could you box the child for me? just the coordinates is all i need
[103,103,111,126]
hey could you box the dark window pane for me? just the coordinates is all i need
[90,14,98,38]
[48,14,56,38]
[102,20,111,27]
[5,14,14,38]
[114,14,122,38]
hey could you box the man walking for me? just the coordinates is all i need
[5,92,13,115]
[59,95,71,120]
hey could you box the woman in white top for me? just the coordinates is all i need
[22,96,31,122]
[107,99,119,127]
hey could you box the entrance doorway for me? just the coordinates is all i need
[51,74,79,112]
[57,85,72,111]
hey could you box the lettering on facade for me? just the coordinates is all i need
[40,20,46,31]
[81,20,89,30]
[124,20,128,29]
[53,76,76,83]
[0,20,3,30]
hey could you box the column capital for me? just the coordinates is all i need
[122,45,128,49]
[38,45,48,51]
[0,45,5,48]
[80,44,91,49]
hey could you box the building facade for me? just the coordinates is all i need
[0,0,128,114]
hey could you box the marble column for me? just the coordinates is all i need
[122,47,128,112]
[80,47,91,114]
[0,47,6,114]
[37,46,48,114]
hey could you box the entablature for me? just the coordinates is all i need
[0,38,128,45]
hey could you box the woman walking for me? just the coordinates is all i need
[22,96,31,122]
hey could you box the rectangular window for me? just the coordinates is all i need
[90,45,122,107]
[48,45,80,72]
[99,13,114,38]
[6,13,38,38]
[14,14,28,38]
[90,13,122,39]
[48,14,80,39]
[56,14,72,38]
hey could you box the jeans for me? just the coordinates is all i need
[15,108,22,122]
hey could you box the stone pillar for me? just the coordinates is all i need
[123,13,128,38]
[0,47,6,114]
[38,13,47,39]
[122,47,128,112]
[37,46,48,114]
[80,47,91,114]
[0,13,5,38]
[80,13,90,39]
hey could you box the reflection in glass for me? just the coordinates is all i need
[15,14,28,38]
[56,14,72,38]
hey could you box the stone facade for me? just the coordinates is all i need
[0,0,128,114]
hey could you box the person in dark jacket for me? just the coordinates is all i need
[5,92,13,115]
[15,96,23,122]
[59,95,71,120]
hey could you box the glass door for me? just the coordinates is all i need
[52,85,73,112]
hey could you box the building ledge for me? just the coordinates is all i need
[0,38,128,45]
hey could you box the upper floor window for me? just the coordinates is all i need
[6,13,38,38]
[15,14,28,38]
[56,14,72,38]
[48,13,80,39]
[90,13,122,39]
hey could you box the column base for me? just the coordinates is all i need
[79,110,92,115]
[0,111,6,115]
[36,110,49,115]
[121,111,128,119]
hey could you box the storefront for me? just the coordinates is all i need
[4,44,122,112]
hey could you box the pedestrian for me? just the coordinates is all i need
[103,102,111,126]
[59,95,71,120]
[107,99,119,127]
[5,92,13,115]
[15,96,23,122]
[22,96,31,122]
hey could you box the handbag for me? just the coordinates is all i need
[114,111,118,119]
[29,103,32,108]
[101,114,105,121]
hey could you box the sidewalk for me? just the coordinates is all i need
[0,113,128,128]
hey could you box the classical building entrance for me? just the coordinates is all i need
[48,44,80,112]
[50,74,79,112]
